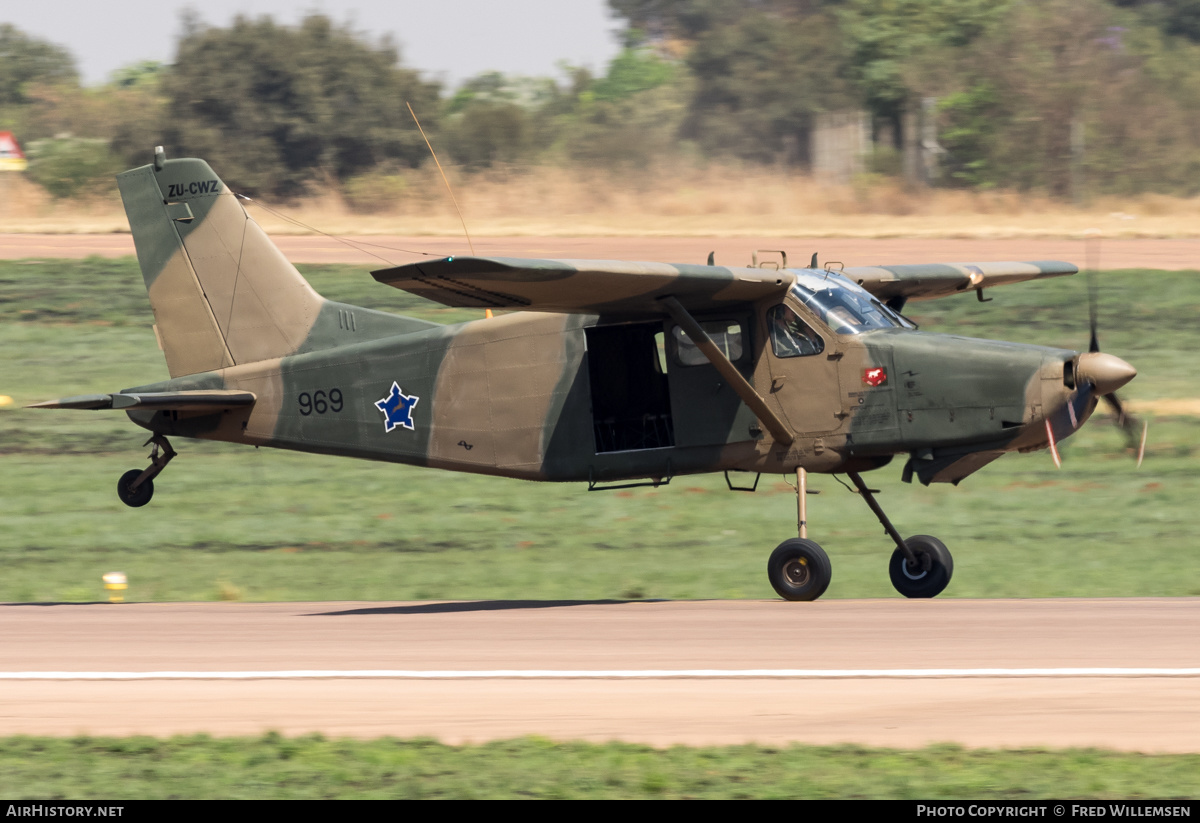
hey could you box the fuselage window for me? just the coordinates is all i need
[671,321,744,367]
[768,305,824,358]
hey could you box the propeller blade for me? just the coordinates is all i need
[1082,233,1142,465]
[1101,392,1147,460]
[1086,235,1101,353]
[1088,272,1100,354]
[1102,391,1127,425]
[1045,419,1062,469]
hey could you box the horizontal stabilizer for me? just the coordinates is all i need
[844,261,1076,302]
[372,256,793,315]
[30,390,256,411]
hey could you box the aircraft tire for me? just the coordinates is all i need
[889,535,953,598]
[767,538,832,601]
[117,469,154,508]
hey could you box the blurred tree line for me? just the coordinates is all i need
[4,2,1200,202]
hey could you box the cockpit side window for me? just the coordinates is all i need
[768,305,824,358]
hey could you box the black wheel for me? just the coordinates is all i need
[889,535,953,598]
[767,538,832,601]
[117,469,154,508]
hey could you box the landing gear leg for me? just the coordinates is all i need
[846,471,953,598]
[116,434,176,508]
[767,467,832,601]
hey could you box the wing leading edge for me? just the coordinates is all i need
[372,256,1076,314]
[843,260,1077,302]
[371,256,794,316]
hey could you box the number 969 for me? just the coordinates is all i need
[298,388,343,416]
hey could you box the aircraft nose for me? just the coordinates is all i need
[1076,352,1137,395]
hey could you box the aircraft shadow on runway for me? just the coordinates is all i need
[0,602,116,607]
[308,599,668,616]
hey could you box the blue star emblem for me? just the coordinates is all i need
[374,381,419,433]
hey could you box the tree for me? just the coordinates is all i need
[25,136,120,199]
[162,14,440,196]
[609,0,816,43]
[0,24,78,107]
[682,9,853,164]
[934,0,1200,197]
[836,0,1008,128]
[607,3,856,166]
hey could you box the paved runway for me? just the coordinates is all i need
[1,233,1199,269]
[2,598,1198,750]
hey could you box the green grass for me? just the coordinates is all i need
[2,259,1198,792]
[1,258,1198,602]
[2,735,1198,799]
[0,257,483,328]
[0,419,1196,602]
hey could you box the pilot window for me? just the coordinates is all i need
[671,321,744,367]
[768,305,824,358]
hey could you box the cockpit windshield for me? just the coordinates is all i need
[790,270,915,334]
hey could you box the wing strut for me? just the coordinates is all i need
[658,296,794,447]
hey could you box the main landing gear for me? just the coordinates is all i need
[116,434,176,508]
[766,468,953,601]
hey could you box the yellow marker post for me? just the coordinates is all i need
[102,572,127,603]
[0,396,12,407]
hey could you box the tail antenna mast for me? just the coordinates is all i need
[407,101,475,257]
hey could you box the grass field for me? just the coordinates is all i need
[2,257,1198,798]
[1,258,1197,603]
[3,735,1199,799]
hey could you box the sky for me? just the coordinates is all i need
[1,0,625,89]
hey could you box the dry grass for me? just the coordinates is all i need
[5,163,1200,238]
[1129,398,1200,417]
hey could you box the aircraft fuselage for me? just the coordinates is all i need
[124,289,1090,487]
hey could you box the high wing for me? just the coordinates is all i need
[843,260,1077,303]
[30,390,256,411]
[371,256,794,315]
[372,256,1076,314]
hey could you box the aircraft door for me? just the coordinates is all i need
[664,315,761,447]
[585,322,675,453]
[761,303,846,436]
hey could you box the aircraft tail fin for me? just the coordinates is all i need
[116,152,325,377]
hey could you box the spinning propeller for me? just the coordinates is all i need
[1045,236,1145,467]
[1083,265,1147,466]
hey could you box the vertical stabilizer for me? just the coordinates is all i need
[117,155,325,377]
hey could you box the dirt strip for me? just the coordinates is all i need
[1,234,1199,269]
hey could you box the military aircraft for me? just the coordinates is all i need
[33,149,1139,601]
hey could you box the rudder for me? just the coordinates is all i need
[117,153,325,377]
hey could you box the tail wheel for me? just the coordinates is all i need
[117,469,154,508]
[889,535,953,598]
[768,538,832,602]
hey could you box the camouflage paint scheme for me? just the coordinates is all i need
[36,157,1128,493]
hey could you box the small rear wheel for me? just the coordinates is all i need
[117,469,154,508]
[889,535,952,598]
[767,538,832,602]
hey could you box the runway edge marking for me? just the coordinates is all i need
[2,668,1200,680]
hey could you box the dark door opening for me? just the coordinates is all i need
[585,323,675,453]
